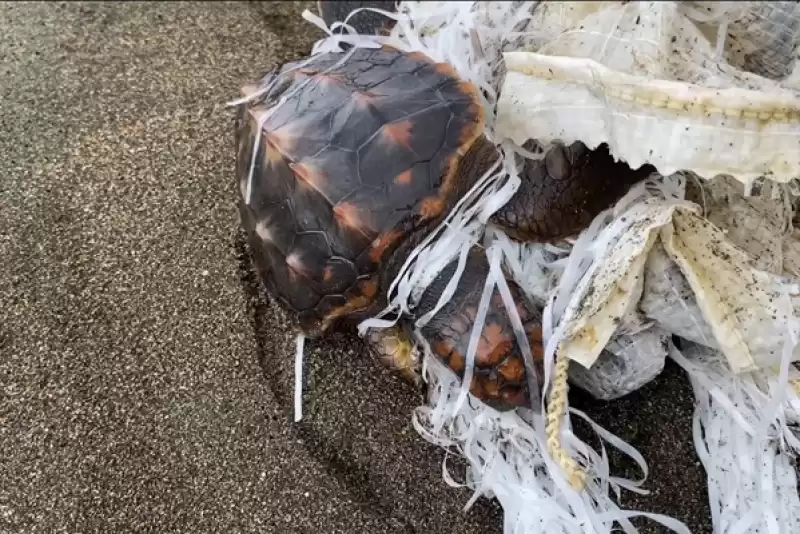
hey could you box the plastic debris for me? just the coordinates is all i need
[278,2,800,533]
[494,2,800,184]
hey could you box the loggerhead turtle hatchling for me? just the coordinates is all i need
[234,23,655,411]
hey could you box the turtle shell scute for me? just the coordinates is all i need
[237,46,486,336]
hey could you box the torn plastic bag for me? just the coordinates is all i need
[683,174,794,274]
[639,242,720,350]
[531,183,800,375]
[496,222,671,401]
[494,1,800,183]
[638,174,799,363]
[526,170,799,397]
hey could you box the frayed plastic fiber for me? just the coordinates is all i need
[294,334,305,423]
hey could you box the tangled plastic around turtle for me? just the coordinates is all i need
[234,2,800,533]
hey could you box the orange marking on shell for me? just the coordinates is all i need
[333,202,373,237]
[484,323,508,347]
[265,139,284,164]
[321,295,373,332]
[433,79,488,202]
[449,350,466,374]
[457,80,482,102]
[459,116,483,149]
[314,73,344,87]
[455,86,486,143]
[290,162,326,192]
[419,196,446,220]
[434,61,460,79]
[476,324,513,366]
[524,325,545,360]
[382,120,413,149]
[323,266,335,282]
[369,230,403,263]
[438,153,463,197]
[498,357,525,382]
[469,379,485,399]
[532,342,544,361]
[482,378,500,397]
[394,169,413,185]
[529,326,543,343]
[360,279,378,298]
[433,340,466,375]
[434,340,454,358]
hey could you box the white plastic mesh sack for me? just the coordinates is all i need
[682,1,800,81]
[566,327,669,401]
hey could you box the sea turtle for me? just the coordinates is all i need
[234,21,654,411]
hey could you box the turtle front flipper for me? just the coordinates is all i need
[414,246,545,412]
[490,141,657,243]
[318,1,398,36]
[364,323,422,388]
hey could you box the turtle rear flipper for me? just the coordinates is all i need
[414,246,545,412]
[318,0,398,36]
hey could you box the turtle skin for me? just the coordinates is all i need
[235,46,654,412]
[492,140,655,242]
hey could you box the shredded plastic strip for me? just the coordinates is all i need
[453,248,497,416]
[294,333,305,423]
[662,264,800,534]
[414,348,693,534]
[670,341,800,534]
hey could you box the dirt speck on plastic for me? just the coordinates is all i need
[0,1,710,533]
